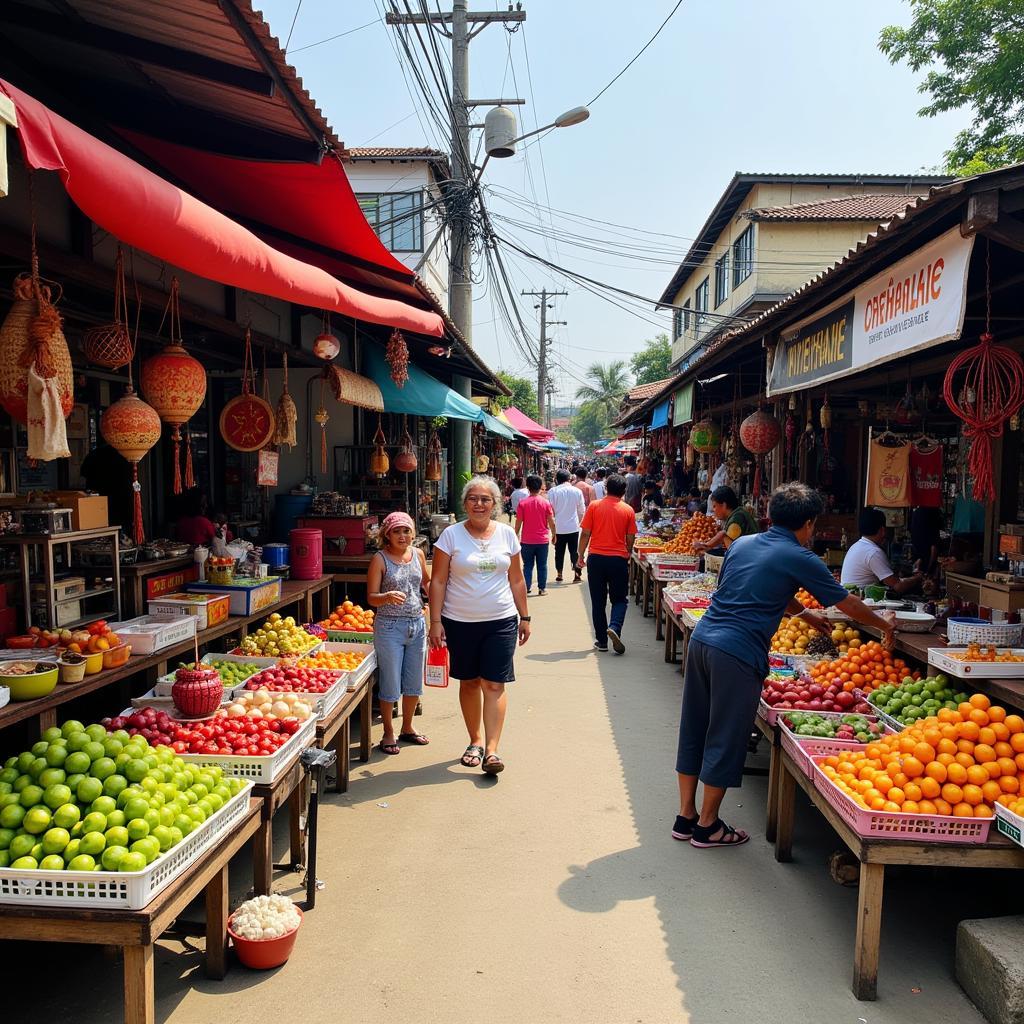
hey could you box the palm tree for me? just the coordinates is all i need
[574,360,630,422]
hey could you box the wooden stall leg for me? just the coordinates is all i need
[252,816,273,896]
[123,944,155,1024]
[204,864,229,980]
[853,862,884,1001]
[774,762,796,863]
[288,778,307,869]
[765,730,781,844]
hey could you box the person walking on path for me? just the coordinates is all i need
[508,476,528,523]
[592,467,607,500]
[691,485,759,554]
[674,483,898,849]
[515,474,555,595]
[429,476,531,775]
[549,469,586,583]
[573,466,595,508]
[366,512,431,756]
[576,473,636,654]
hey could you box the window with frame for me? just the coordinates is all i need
[356,190,424,252]
[694,277,709,335]
[714,253,729,308]
[732,225,754,287]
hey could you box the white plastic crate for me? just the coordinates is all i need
[177,713,317,784]
[927,647,1024,679]
[107,615,197,655]
[0,781,253,910]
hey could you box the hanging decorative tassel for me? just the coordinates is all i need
[314,377,329,474]
[184,425,196,489]
[274,351,298,449]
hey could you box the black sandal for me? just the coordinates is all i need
[690,818,749,848]
[671,814,699,841]
[461,744,484,767]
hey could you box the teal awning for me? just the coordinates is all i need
[482,412,516,439]
[363,343,484,422]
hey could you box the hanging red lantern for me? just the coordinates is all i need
[140,280,206,493]
[690,419,721,453]
[739,409,781,455]
[100,387,161,544]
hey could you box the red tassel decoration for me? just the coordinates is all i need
[132,464,144,544]
[184,426,195,489]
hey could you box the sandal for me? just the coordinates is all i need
[671,814,699,841]
[379,739,401,756]
[481,753,505,775]
[690,818,749,849]
[399,732,430,745]
[460,744,484,767]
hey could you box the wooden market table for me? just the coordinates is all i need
[772,743,1024,1000]
[0,575,334,743]
[119,554,195,619]
[0,798,261,1024]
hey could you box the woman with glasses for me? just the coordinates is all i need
[428,475,531,775]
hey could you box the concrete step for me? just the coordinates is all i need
[957,916,1024,1024]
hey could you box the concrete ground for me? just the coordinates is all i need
[5,557,1019,1023]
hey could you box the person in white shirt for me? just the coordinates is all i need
[508,477,528,522]
[548,468,586,583]
[841,508,923,594]
[592,468,607,500]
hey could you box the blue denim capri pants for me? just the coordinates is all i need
[373,616,427,702]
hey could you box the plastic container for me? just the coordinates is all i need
[102,643,132,670]
[289,528,323,580]
[229,906,303,969]
[83,650,103,675]
[57,657,86,684]
[946,617,1024,646]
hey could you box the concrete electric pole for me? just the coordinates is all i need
[522,288,566,428]
[385,2,526,506]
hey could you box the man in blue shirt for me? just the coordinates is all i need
[674,482,896,849]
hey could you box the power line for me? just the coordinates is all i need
[587,0,685,106]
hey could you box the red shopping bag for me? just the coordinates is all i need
[425,646,449,688]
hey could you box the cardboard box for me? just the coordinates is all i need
[51,492,109,531]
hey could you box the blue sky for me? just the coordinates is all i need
[255,1,971,405]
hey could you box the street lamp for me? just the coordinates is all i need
[482,104,590,162]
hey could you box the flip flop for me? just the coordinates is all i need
[461,744,484,767]
[379,739,400,756]
[482,753,505,775]
[399,732,430,745]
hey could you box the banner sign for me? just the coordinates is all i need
[768,228,975,395]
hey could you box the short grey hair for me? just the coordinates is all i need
[461,474,502,512]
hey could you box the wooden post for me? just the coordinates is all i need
[853,862,885,1000]
[122,944,155,1024]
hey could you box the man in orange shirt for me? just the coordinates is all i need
[576,473,637,653]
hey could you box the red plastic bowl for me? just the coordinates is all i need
[228,906,303,969]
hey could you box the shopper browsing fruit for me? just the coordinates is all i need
[674,482,898,849]
[429,476,530,775]
[367,511,431,756]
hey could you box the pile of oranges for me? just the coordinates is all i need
[320,602,374,633]
[806,641,918,694]
[818,694,1024,818]
[295,648,368,671]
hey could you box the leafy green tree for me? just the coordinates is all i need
[574,361,630,423]
[495,371,540,422]
[571,401,610,447]
[880,1,1024,173]
[630,333,673,386]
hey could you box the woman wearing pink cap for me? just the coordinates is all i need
[366,511,431,755]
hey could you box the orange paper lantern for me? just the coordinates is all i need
[141,342,206,494]
[100,388,161,544]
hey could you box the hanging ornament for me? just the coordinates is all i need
[394,416,418,473]
[100,384,161,544]
[314,376,330,474]
[219,327,275,453]
[425,431,442,481]
[689,419,721,453]
[313,310,340,361]
[273,351,298,450]
[386,328,409,388]
[370,417,390,477]
[141,278,207,492]
[83,245,135,369]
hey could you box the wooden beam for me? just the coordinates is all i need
[0,2,275,96]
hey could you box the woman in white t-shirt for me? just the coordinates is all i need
[429,476,531,775]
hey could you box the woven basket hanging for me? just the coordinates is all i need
[82,245,134,369]
[220,328,275,453]
[273,351,298,449]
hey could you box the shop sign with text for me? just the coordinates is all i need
[768,228,975,395]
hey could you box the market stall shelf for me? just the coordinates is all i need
[0,797,261,1024]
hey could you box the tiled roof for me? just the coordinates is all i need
[348,147,448,158]
[743,194,922,222]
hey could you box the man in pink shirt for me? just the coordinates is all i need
[573,466,596,507]
[514,474,556,595]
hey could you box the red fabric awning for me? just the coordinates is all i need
[0,80,443,337]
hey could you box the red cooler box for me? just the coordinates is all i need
[290,527,323,580]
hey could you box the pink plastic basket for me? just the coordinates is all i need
[807,758,992,844]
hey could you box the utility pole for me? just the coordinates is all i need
[522,288,566,427]
[386,2,526,510]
